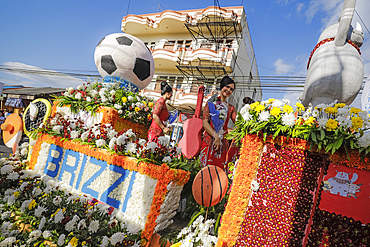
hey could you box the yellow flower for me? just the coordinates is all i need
[350,107,361,116]
[326,119,338,131]
[82,241,86,246]
[69,237,78,247]
[143,101,147,107]
[283,105,293,113]
[148,102,154,108]
[351,116,363,131]
[295,102,305,112]
[135,107,140,112]
[324,107,338,115]
[250,101,260,110]
[171,243,181,247]
[255,104,265,113]
[270,107,281,117]
[14,191,20,198]
[122,97,127,103]
[305,116,315,126]
[335,103,346,108]
[28,199,37,210]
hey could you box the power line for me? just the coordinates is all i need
[355,9,370,35]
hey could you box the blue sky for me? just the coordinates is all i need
[0,0,369,103]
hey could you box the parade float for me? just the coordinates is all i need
[1,0,370,246]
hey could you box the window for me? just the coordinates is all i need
[185,40,192,49]
[176,77,183,89]
[164,40,175,51]
[225,39,233,48]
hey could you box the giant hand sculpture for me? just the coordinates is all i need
[301,0,364,107]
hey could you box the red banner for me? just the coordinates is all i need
[319,163,370,223]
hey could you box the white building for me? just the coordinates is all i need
[122,6,262,112]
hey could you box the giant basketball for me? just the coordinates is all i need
[192,165,228,207]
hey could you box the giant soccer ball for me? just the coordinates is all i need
[94,33,155,89]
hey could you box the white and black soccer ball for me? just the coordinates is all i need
[94,33,155,89]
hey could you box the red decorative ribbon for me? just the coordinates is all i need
[307,37,361,70]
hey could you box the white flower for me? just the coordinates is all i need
[282,113,296,126]
[118,110,123,114]
[126,129,136,138]
[75,92,82,100]
[114,104,122,109]
[54,209,64,224]
[242,111,252,121]
[100,236,110,247]
[96,139,106,147]
[125,143,137,153]
[162,156,172,163]
[219,109,227,120]
[158,136,169,146]
[77,219,87,230]
[138,138,146,146]
[21,148,28,156]
[0,237,16,247]
[251,180,260,191]
[146,142,158,151]
[86,96,92,102]
[38,217,46,230]
[240,104,251,114]
[109,137,117,150]
[77,85,83,90]
[1,165,13,174]
[317,117,328,128]
[90,90,98,97]
[32,187,42,196]
[52,125,63,134]
[7,172,19,180]
[81,132,89,141]
[57,234,65,246]
[35,206,47,218]
[272,99,284,108]
[1,211,11,220]
[88,220,99,233]
[258,111,270,122]
[357,133,370,148]
[110,232,125,245]
[117,135,127,145]
[70,130,79,139]
[42,230,52,239]
[53,196,62,206]
[336,116,351,128]
[128,96,133,101]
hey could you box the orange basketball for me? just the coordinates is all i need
[192,165,228,207]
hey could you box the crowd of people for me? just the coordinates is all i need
[148,76,255,170]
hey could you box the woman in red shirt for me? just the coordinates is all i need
[148,81,173,143]
[200,76,237,169]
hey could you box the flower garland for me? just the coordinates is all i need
[330,149,370,171]
[216,134,263,246]
[56,79,154,126]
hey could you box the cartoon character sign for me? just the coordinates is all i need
[320,163,370,224]
[326,171,358,197]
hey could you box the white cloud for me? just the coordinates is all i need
[0,62,87,89]
[296,3,304,14]
[274,58,295,74]
[305,0,342,24]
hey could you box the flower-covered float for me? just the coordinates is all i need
[217,99,370,246]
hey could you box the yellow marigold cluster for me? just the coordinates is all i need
[270,107,282,117]
[351,116,363,131]
[255,104,265,113]
[283,105,293,113]
[350,107,361,115]
[325,106,338,115]
[326,119,338,131]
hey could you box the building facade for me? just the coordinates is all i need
[122,6,262,112]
